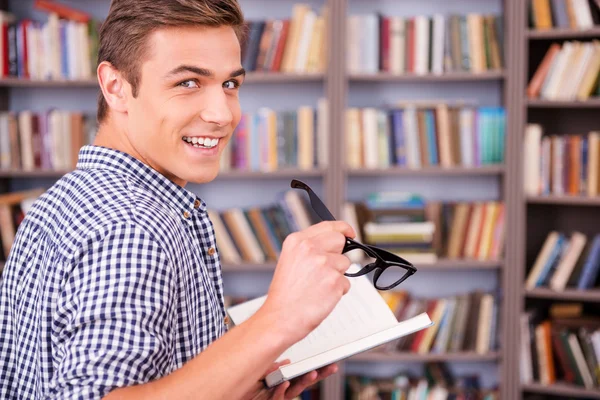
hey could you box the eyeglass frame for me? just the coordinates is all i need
[290,179,417,291]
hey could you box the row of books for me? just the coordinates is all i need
[346,105,505,170]
[209,188,318,264]
[527,40,600,101]
[346,365,499,400]
[345,196,505,264]
[242,4,327,74]
[529,0,599,30]
[0,189,44,261]
[347,13,503,75]
[525,231,600,291]
[0,111,96,172]
[377,290,499,355]
[523,126,600,197]
[520,306,600,389]
[220,99,328,172]
[0,9,100,80]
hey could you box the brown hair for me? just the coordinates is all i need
[97,0,245,122]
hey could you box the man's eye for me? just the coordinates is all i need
[179,80,199,89]
[223,80,240,90]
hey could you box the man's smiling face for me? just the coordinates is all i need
[124,25,244,187]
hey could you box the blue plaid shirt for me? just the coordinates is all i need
[0,145,227,399]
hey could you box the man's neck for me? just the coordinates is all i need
[93,116,188,188]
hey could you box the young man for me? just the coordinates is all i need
[0,0,355,399]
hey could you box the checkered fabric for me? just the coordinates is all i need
[0,145,227,399]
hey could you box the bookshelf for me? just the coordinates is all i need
[515,0,600,399]
[522,382,600,399]
[11,0,600,399]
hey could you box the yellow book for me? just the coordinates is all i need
[418,299,447,354]
[281,4,309,73]
[477,202,499,261]
[533,0,553,29]
[297,106,315,170]
[305,15,324,73]
[576,41,600,100]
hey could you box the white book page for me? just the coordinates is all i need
[227,265,399,364]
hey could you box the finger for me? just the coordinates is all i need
[294,221,356,242]
[271,381,289,400]
[264,359,291,376]
[325,254,352,273]
[284,370,318,399]
[315,363,339,380]
[340,274,351,295]
[308,231,349,254]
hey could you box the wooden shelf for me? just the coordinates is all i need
[527,98,600,108]
[349,70,505,82]
[525,288,600,302]
[216,169,324,180]
[527,27,600,39]
[347,165,504,177]
[522,383,600,399]
[527,195,600,206]
[221,262,276,272]
[349,351,500,363]
[244,72,324,83]
[416,259,503,270]
[0,77,98,87]
[0,73,324,88]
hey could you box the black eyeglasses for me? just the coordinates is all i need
[291,179,417,291]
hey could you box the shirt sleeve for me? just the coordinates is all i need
[47,222,176,400]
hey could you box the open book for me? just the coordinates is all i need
[226,265,433,387]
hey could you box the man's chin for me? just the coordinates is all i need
[183,166,220,185]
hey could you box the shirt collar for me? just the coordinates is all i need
[76,145,206,214]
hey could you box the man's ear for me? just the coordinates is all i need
[97,61,129,115]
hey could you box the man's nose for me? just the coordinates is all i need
[200,89,233,127]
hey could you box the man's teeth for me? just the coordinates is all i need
[182,136,220,148]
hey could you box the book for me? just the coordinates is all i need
[226,265,433,388]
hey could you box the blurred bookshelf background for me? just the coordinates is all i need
[0,0,599,399]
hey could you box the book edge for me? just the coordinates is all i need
[264,312,433,387]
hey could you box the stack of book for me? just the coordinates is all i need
[529,0,599,30]
[0,110,97,172]
[209,188,319,265]
[346,365,500,400]
[346,13,503,75]
[520,304,600,389]
[345,104,506,170]
[241,3,327,73]
[377,290,499,355]
[0,3,100,81]
[527,41,600,101]
[523,126,600,197]
[525,231,600,291]
[344,196,505,263]
[220,99,328,172]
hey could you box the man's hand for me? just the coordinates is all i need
[245,359,339,400]
[259,221,356,347]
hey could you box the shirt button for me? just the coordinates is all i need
[207,247,216,256]
[224,315,231,325]
[183,211,191,219]
[194,199,201,209]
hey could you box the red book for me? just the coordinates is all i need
[380,16,390,72]
[34,0,90,23]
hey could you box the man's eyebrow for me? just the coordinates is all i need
[229,67,246,78]
[165,65,246,79]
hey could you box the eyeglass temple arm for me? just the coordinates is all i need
[291,179,337,221]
